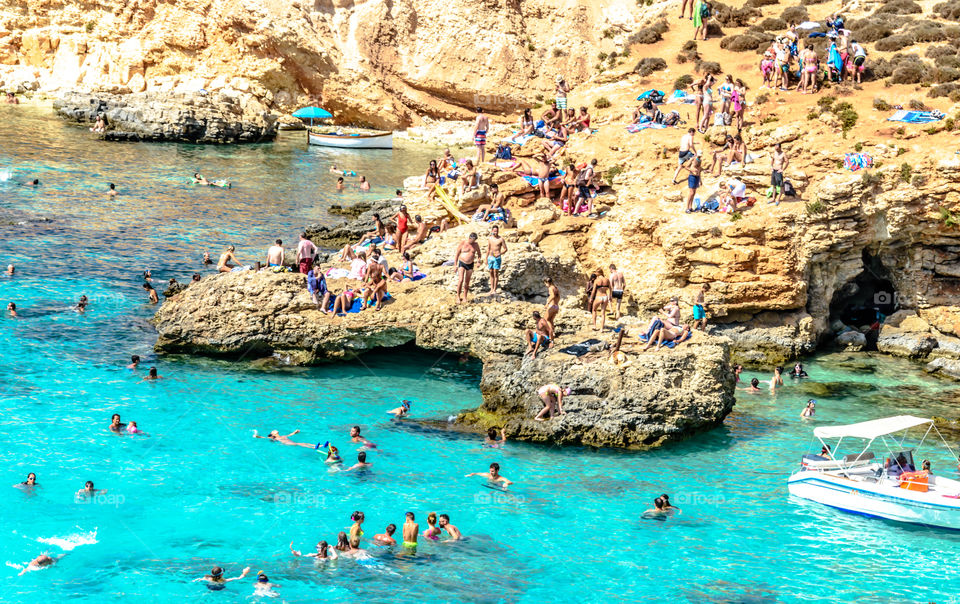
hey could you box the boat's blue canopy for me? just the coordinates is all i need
[292,106,333,119]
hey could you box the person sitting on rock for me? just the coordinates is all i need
[523,311,554,357]
[401,215,429,254]
[217,245,243,273]
[534,384,569,421]
[356,213,386,246]
[456,160,478,201]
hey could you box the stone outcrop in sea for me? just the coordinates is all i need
[53,91,277,143]
[153,266,736,449]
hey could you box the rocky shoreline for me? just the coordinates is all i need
[53,91,277,144]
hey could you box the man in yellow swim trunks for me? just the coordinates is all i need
[402,512,419,550]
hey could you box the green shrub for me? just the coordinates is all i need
[854,142,863,152]
[85,21,95,33]
[818,96,836,110]
[912,174,927,187]
[899,162,913,182]
[622,47,631,58]
[851,21,894,43]
[761,115,780,124]
[602,28,615,39]
[535,93,544,101]
[807,111,819,120]
[527,43,536,51]
[861,171,881,188]
[598,52,608,61]
[951,89,960,102]
[872,98,891,112]
[605,165,624,182]
[805,200,826,214]
[800,0,828,4]
[897,146,908,155]
[756,92,770,104]
[832,101,854,113]
[946,117,956,130]
[635,57,667,76]
[935,54,960,68]
[746,0,780,6]
[939,206,960,228]
[935,67,960,83]
[674,74,694,90]
[594,97,611,109]
[552,48,564,57]
[730,211,744,222]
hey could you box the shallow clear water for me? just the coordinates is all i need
[2,106,960,602]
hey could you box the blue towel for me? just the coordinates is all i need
[327,292,393,313]
[636,89,665,101]
[807,32,826,38]
[887,110,945,124]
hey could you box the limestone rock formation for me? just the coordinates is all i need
[152,269,736,449]
[53,91,277,143]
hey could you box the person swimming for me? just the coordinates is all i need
[387,400,411,417]
[801,399,816,418]
[290,540,338,559]
[790,363,809,378]
[484,427,507,448]
[350,425,377,448]
[109,413,126,433]
[193,565,250,589]
[422,512,442,541]
[318,442,342,463]
[344,451,373,472]
[465,462,513,487]
[17,553,63,575]
[253,429,321,449]
[125,420,149,436]
[642,497,669,519]
[373,524,397,546]
[660,493,681,513]
[438,514,462,541]
[16,472,38,489]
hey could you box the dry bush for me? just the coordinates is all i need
[635,57,667,76]
[780,5,809,22]
[926,44,958,58]
[746,0,780,6]
[929,82,960,98]
[627,20,669,45]
[759,17,788,31]
[935,54,960,68]
[875,34,918,52]
[720,32,772,51]
[875,0,922,14]
[711,2,761,26]
[695,60,723,75]
[891,60,930,84]
[934,0,960,21]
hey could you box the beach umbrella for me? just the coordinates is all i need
[292,106,333,126]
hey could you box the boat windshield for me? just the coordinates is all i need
[881,450,917,477]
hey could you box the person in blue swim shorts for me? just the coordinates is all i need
[485,225,508,294]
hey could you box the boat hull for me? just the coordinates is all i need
[307,131,393,149]
[788,472,960,530]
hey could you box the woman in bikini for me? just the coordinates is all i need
[799,44,818,94]
[332,289,357,315]
[519,109,535,136]
[760,48,775,89]
[561,161,578,215]
[733,79,747,129]
[692,77,705,128]
[591,269,611,332]
[544,277,560,330]
[424,160,440,201]
[719,75,734,120]
[698,76,714,133]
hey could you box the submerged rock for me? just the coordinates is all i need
[53,91,277,144]
[153,270,736,449]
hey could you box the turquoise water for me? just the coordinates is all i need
[3,105,960,602]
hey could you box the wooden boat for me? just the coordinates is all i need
[307,127,393,149]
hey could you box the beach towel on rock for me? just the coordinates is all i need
[887,110,945,124]
[843,153,873,171]
[559,339,604,357]
[627,123,667,133]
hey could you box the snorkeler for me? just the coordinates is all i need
[253,571,279,594]
[318,442,342,463]
[15,472,38,488]
[349,425,377,448]
[484,427,507,448]
[387,400,411,417]
[344,451,373,471]
[193,565,250,588]
[438,514,462,541]
[373,524,397,546]
[253,429,320,449]
[402,512,419,549]
[465,462,513,487]
[290,540,338,559]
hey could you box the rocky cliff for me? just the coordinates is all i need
[152,253,736,449]
[0,0,653,128]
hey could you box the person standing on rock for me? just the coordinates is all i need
[770,143,789,206]
[591,269,611,332]
[472,107,489,166]
[485,225,508,295]
[453,233,482,304]
[544,277,561,330]
[691,283,710,330]
[524,310,554,357]
[534,384,569,421]
[609,264,626,320]
[672,128,697,184]
[296,233,317,275]
[266,239,285,268]
[394,205,411,253]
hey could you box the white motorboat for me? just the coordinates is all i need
[788,415,960,529]
[307,127,393,149]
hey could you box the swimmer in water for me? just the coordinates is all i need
[358,175,370,191]
[127,355,140,370]
[336,177,344,191]
[660,494,681,513]
[7,302,17,318]
[75,480,106,499]
[107,183,117,197]
[291,540,338,560]
[438,514,462,541]
[16,472,38,488]
[75,295,88,313]
[739,377,762,393]
[387,400,411,417]
[642,497,668,519]
[484,427,507,448]
[253,571,279,594]
[193,565,250,587]
[203,251,213,265]
[789,362,809,378]
[349,425,377,448]
[465,462,513,487]
[402,512,419,550]
[334,532,351,554]
[349,511,365,541]
[801,399,816,418]
[253,429,320,449]
[6,265,14,275]
[126,421,149,436]
[192,173,211,186]
[143,282,159,304]
[139,367,161,382]
[17,553,62,575]
[768,366,783,389]
[373,524,397,546]
[422,512,442,540]
[344,451,373,471]
[109,413,126,433]
[318,442,342,463]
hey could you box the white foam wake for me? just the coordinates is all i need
[37,528,98,551]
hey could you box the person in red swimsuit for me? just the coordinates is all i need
[394,205,410,252]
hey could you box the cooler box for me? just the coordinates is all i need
[899,470,929,492]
